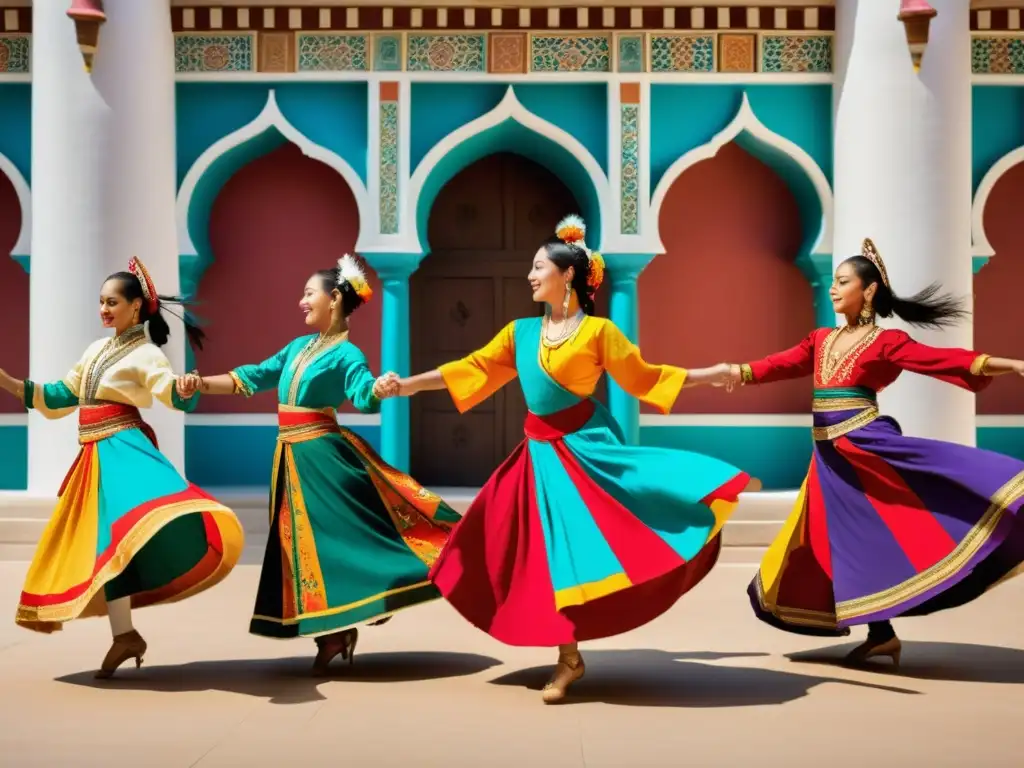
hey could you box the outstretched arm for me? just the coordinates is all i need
[137,346,201,413]
[599,322,691,414]
[884,331,1018,392]
[398,323,518,413]
[720,332,817,388]
[1,343,95,419]
[0,369,24,402]
[181,343,294,398]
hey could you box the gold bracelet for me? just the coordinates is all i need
[970,354,991,376]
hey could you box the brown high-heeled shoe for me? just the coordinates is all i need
[312,628,359,675]
[541,651,585,704]
[846,636,902,668]
[95,630,148,679]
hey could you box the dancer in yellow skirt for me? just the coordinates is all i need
[0,258,244,678]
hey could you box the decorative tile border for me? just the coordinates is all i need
[616,34,645,74]
[175,32,256,73]
[0,33,29,74]
[378,83,400,235]
[407,34,486,72]
[296,32,369,71]
[760,33,832,74]
[972,35,1024,74]
[972,9,1024,31]
[169,6,836,33]
[531,34,610,72]
[651,33,715,73]
[619,94,640,235]
[489,32,528,74]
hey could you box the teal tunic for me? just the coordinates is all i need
[231,334,462,638]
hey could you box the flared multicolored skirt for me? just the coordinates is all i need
[249,406,462,638]
[16,403,244,633]
[750,387,1024,636]
[429,398,755,646]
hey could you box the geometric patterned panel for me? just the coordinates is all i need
[972,37,1024,74]
[531,35,611,72]
[296,34,369,71]
[0,35,29,74]
[650,34,715,72]
[760,34,832,73]
[175,33,255,72]
[407,34,486,72]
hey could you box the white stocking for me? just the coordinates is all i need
[106,596,134,637]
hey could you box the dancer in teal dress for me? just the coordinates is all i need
[179,256,460,674]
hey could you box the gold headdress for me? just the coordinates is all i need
[127,256,159,314]
[555,214,605,291]
[861,238,890,288]
[337,254,373,304]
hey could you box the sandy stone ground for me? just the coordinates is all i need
[1,561,1021,768]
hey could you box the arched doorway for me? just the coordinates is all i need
[410,152,605,486]
[0,171,26,418]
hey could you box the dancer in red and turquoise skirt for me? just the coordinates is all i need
[0,257,244,678]
[719,238,1024,667]
[390,216,758,703]
[178,256,461,674]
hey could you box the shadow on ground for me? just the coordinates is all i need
[55,651,502,704]
[786,640,1024,684]
[490,649,918,707]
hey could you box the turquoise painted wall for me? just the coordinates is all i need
[650,84,833,194]
[972,86,1024,193]
[2,425,1021,491]
[409,83,608,175]
[0,84,31,185]
[176,82,369,188]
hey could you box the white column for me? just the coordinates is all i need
[92,0,184,471]
[833,0,974,445]
[28,1,111,492]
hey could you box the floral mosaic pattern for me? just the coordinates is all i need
[379,100,400,235]
[297,34,368,71]
[0,35,29,74]
[407,35,485,72]
[620,104,639,235]
[617,35,644,73]
[531,35,610,72]
[650,35,714,73]
[972,37,1024,74]
[374,34,403,71]
[175,33,254,72]
[760,35,833,73]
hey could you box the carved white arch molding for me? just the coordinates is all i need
[407,85,612,252]
[0,151,31,258]
[176,88,371,256]
[971,145,1024,259]
[650,92,834,255]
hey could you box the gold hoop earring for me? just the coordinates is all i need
[562,282,572,318]
[859,301,875,326]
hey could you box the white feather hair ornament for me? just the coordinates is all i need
[336,253,373,304]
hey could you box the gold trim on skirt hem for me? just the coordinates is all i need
[15,500,243,632]
[251,580,434,626]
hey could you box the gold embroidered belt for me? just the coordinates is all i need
[811,387,879,442]
[78,403,147,444]
[277,405,340,444]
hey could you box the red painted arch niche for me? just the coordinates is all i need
[0,172,26,415]
[975,162,1024,415]
[639,142,814,414]
[193,143,378,414]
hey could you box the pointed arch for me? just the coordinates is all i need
[651,93,833,257]
[0,151,31,264]
[176,89,370,258]
[972,145,1024,260]
[407,86,612,252]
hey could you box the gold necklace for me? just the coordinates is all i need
[543,311,584,349]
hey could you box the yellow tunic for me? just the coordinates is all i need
[30,330,190,419]
[439,315,687,414]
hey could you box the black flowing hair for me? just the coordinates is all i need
[315,268,368,318]
[541,235,596,315]
[841,256,969,330]
[106,271,207,350]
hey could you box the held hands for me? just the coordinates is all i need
[706,363,743,392]
[175,371,202,400]
[373,372,401,400]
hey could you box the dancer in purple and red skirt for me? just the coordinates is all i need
[718,238,1024,668]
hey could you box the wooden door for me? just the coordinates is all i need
[410,153,606,487]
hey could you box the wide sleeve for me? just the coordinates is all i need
[340,347,381,415]
[438,322,518,413]
[23,342,98,420]
[137,345,201,413]
[740,332,816,385]
[598,321,687,415]
[230,342,292,396]
[882,330,993,393]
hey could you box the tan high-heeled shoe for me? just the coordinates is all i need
[312,628,359,675]
[95,630,147,679]
[541,651,585,704]
[846,636,902,668]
